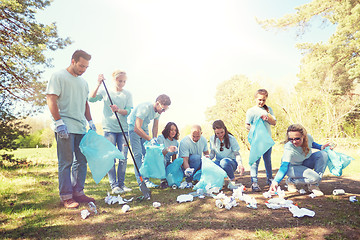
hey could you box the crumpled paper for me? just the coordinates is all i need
[177,194,194,203]
[104,192,134,205]
[288,205,315,218]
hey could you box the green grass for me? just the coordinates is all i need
[0,145,359,239]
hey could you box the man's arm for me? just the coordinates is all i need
[46,94,61,120]
[134,117,151,141]
[182,156,190,169]
[152,119,159,138]
[85,101,92,121]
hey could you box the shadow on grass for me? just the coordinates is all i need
[1,167,360,239]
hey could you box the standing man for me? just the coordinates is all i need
[46,50,96,209]
[179,125,209,183]
[128,94,171,188]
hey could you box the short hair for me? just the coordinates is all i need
[72,50,91,62]
[112,69,127,79]
[156,94,171,106]
[162,122,179,140]
[255,89,268,98]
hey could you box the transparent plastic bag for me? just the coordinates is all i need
[324,147,354,176]
[193,157,227,190]
[166,157,184,187]
[139,141,166,179]
[79,130,125,184]
[248,117,275,166]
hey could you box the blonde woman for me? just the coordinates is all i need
[89,70,133,194]
[270,124,333,196]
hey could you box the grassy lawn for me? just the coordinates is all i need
[0,143,359,239]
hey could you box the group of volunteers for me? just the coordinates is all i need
[47,50,333,209]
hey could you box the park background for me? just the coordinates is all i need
[1,0,360,239]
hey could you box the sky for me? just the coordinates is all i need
[36,0,334,130]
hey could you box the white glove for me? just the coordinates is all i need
[184,168,194,177]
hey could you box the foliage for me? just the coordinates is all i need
[257,0,360,138]
[0,0,71,152]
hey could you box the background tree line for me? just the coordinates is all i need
[1,0,360,153]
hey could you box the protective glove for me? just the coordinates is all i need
[88,120,96,131]
[55,119,69,139]
[184,168,194,177]
[150,138,158,145]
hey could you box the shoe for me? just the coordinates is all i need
[112,187,124,194]
[267,178,274,186]
[308,184,324,196]
[73,194,96,203]
[285,178,297,193]
[63,199,79,209]
[122,186,132,192]
[251,182,261,192]
[160,180,169,189]
[145,181,159,188]
[227,182,240,190]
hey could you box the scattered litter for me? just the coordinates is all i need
[81,209,90,219]
[104,192,134,205]
[288,205,315,218]
[309,193,316,198]
[349,196,358,203]
[263,191,272,199]
[265,198,294,209]
[205,183,220,195]
[177,194,194,203]
[122,204,130,213]
[171,185,178,189]
[299,189,306,194]
[332,189,345,195]
[153,202,161,208]
[179,181,193,189]
[88,201,97,214]
[215,199,224,208]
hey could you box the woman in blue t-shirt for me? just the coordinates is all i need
[157,122,179,188]
[270,124,333,196]
[209,120,245,190]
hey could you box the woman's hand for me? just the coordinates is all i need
[98,74,105,85]
[321,142,336,150]
[110,104,119,113]
[261,114,268,121]
[167,146,177,153]
[237,164,245,176]
[269,181,278,194]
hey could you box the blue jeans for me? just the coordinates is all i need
[287,151,328,186]
[250,147,272,183]
[183,154,202,182]
[214,158,238,180]
[104,131,129,189]
[56,133,87,201]
[129,130,149,184]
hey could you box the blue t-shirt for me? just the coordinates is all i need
[209,134,240,160]
[245,105,276,135]
[46,69,89,134]
[128,102,160,134]
[274,134,321,183]
[89,89,132,132]
[179,135,208,158]
[157,134,179,163]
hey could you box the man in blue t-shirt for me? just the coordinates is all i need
[179,125,209,183]
[46,50,96,209]
[128,94,171,188]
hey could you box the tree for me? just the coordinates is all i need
[258,0,360,138]
[0,0,71,151]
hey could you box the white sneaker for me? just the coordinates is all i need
[285,178,297,193]
[122,186,132,192]
[308,184,324,196]
[111,187,124,194]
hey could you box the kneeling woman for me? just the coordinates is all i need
[270,124,332,196]
[209,120,245,190]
